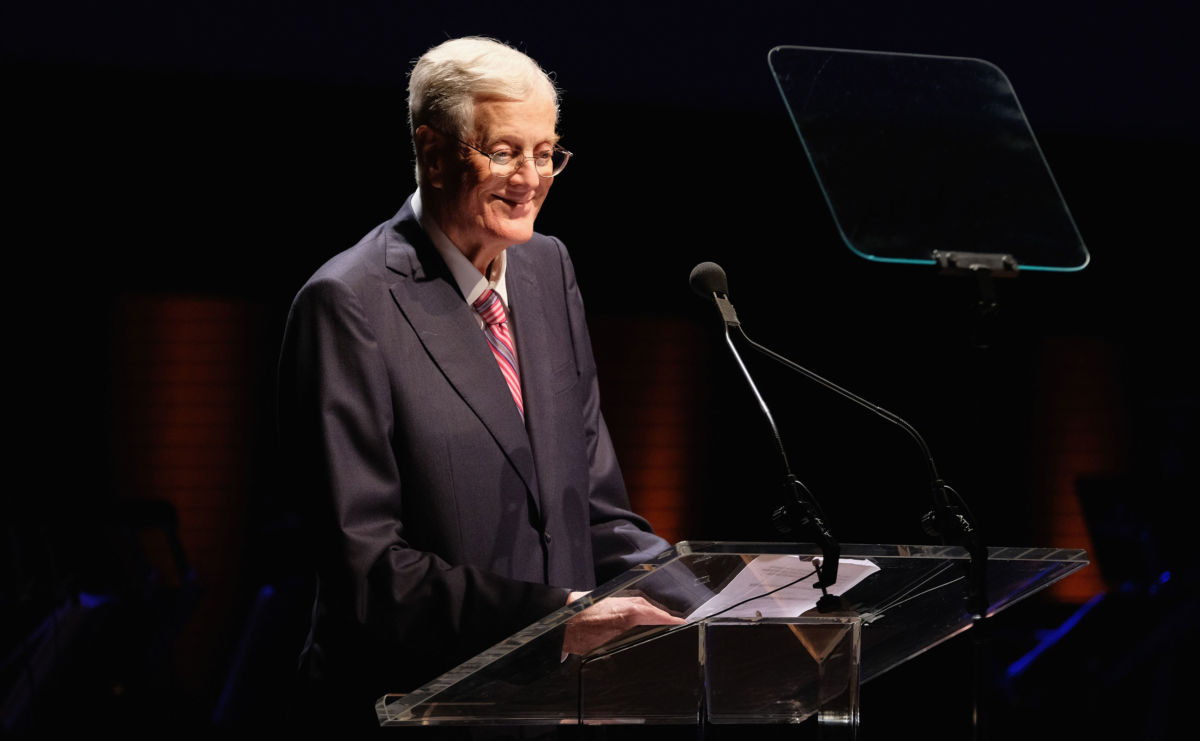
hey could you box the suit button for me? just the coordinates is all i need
[543,532,553,544]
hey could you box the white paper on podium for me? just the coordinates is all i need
[686,555,880,621]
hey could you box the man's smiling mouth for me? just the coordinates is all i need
[495,195,533,207]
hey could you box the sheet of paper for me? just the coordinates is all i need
[686,555,880,621]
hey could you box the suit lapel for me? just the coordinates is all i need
[385,210,540,502]
[506,250,557,516]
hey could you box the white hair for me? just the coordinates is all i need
[408,37,560,184]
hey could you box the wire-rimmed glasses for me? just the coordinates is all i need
[458,139,573,179]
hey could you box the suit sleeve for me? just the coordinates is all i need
[278,273,568,694]
[553,241,673,586]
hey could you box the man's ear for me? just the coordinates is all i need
[413,125,445,189]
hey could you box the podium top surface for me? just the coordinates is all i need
[377,542,1088,726]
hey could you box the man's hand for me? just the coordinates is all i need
[562,592,686,657]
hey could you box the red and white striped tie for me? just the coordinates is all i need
[472,288,523,418]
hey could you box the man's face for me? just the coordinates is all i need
[433,94,558,269]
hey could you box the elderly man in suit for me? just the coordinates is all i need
[277,36,682,730]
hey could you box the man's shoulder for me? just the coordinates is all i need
[309,224,390,282]
[304,205,422,290]
[522,229,566,253]
[510,230,569,275]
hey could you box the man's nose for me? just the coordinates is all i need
[508,155,541,184]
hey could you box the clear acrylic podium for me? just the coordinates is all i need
[376,542,1088,735]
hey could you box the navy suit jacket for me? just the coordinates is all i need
[277,197,669,712]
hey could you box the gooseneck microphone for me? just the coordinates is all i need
[689,261,988,617]
[689,262,841,594]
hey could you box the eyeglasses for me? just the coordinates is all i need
[457,139,573,179]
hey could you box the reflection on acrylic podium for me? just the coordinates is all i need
[376,542,1088,738]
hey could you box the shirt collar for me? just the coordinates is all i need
[412,189,510,308]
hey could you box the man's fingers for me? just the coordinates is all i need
[620,597,687,627]
[562,596,687,655]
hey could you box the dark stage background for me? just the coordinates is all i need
[3,2,1197,738]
